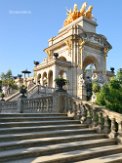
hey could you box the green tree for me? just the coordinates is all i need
[92,82,101,93]
[0,70,18,92]
[96,69,122,113]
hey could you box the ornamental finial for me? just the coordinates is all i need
[64,2,93,26]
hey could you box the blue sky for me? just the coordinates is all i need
[0,0,122,76]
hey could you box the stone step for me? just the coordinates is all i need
[0,113,67,117]
[0,139,116,162]
[0,128,96,142]
[0,119,80,128]
[0,124,88,135]
[75,152,122,163]
[0,116,73,122]
[9,145,122,163]
[0,133,106,151]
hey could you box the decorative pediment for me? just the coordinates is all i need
[79,32,112,51]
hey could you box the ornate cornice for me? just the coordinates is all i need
[79,32,112,52]
[34,59,72,71]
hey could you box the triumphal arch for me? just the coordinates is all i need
[34,2,112,99]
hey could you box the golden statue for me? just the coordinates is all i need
[84,6,93,19]
[64,2,93,26]
[80,2,87,16]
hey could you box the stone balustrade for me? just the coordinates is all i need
[0,101,18,113]
[0,90,122,144]
[66,97,122,143]
[0,96,53,113]
[22,96,53,113]
[28,85,55,98]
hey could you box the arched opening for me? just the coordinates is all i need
[83,56,97,71]
[58,56,67,62]
[85,64,96,78]
[37,74,41,84]
[83,56,98,101]
[48,71,53,87]
[42,72,47,86]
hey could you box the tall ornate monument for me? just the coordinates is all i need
[34,2,112,99]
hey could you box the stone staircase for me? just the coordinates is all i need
[0,113,122,163]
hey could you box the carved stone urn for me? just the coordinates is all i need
[55,78,68,92]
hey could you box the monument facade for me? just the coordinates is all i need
[34,2,112,99]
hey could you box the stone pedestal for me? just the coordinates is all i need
[53,91,67,113]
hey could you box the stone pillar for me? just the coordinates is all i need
[53,91,67,113]
[17,96,27,113]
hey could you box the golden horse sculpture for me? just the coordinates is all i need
[85,6,93,19]
[64,2,93,26]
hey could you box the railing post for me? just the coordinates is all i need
[53,91,67,113]
[17,96,27,113]
[80,105,87,124]
[85,106,92,126]
[109,118,117,138]
[97,112,103,133]
[103,116,110,134]
[92,109,98,128]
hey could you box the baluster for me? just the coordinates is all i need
[103,115,110,134]
[75,104,81,120]
[92,109,98,127]
[42,98,44,112]
[30,100,33,112]
[37,99,40,112]
[50,97,53,112]
[44,98,46,112]
[117,121,122,143]
[33,100,35,112]
[48,97,51,112]
[97,112,103,133]
[85,107,92,125]
[46,98,48,112]
[80,105,87,124]
[109,118,117,138]
[37,99,39,112]
[47,97,49,112]
[39,99,41,112]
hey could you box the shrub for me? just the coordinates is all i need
[96,70,122,113]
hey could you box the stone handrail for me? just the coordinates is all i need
[28,85,55,98]
[5,90,20,102]
[66,96,122,143]
[0,101,18,113]
[22,96,53,113]
[35,58,72,71]
[4,84,55,101]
